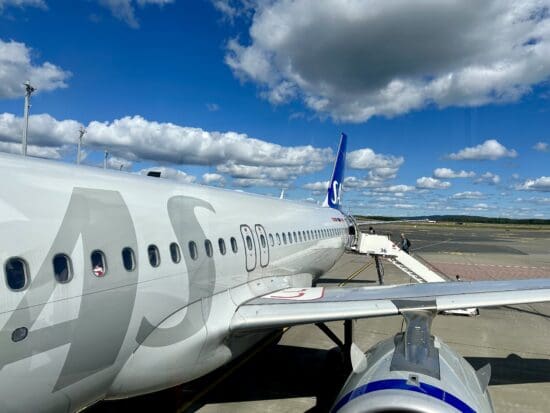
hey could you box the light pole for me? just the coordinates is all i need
[103,149,109,170]
[22,81,36,157]
[77,127,86,165]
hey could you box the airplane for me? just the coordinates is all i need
[0,133,549,412]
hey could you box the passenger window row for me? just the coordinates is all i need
[3,235,243,292]
[267,226,346,246]
[3,226,347,292]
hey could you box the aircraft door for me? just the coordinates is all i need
[240,224,257,272]
[255,224,270,267]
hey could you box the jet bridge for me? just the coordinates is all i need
[354,233,478,316]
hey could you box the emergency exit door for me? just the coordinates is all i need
[255,224,270,267]
[240,224,257,272]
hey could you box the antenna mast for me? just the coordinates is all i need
[22,81,36,157]
[103,149,109,169]
[77,127,86,165]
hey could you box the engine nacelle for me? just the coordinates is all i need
[332,311,493,413]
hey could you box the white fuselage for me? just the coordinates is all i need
[0,153,347,413]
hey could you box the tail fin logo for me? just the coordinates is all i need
[331,180,342,205]
[323,133,347,210]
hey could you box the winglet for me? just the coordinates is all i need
[323,133,347,209]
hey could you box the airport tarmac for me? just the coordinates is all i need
[91,223,550,413]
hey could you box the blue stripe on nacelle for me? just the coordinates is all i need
[325,133,347,210]
[332,379,476,413]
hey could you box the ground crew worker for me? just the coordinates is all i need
[399,233,411,254]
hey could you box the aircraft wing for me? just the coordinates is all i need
[230,278,550,332]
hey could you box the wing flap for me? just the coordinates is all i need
[230,279,550,332]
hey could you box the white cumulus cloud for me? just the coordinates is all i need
[533,141,549,152]
[372,184,415,193]
[347,148,404,180]
[516,176,550,192]
[447,139,517,161]
[303,181,329,191]
[0,140,60,159]
[85,115,332,169]
[475,172,501,185]
[223,0,550,122]
[0,112,81,158]
[416,176,451,190]
[202,173,226,186]
[98,0,174,28]
[0,39,70,98]
[451,191,484,199]
[0,0,45,10]
[0,112,335,188]
[106,155,133,170]
[433,167,475,179]
[211,0,253,21]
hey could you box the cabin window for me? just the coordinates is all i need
[230,237,238,253]
[218,238,226,255]
[170,242,181,264]
[53,254,72,283]
[260,234,267,248]
[122,247,136,271]
[298,232,303,242]
[91,250,107,277]
[293,232,298,243]
[246,235,253,251]
[148,245,161,268]
[269,233,274,247]
[5,257,29,291]
[205,239,213,257]
[288,232,292,243]
[189,241,198,260]
[276,233,281,245]
[282,232,287,244]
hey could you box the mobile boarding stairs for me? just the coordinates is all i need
[351,232,478,316]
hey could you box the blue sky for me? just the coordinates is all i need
[0,0,549,218]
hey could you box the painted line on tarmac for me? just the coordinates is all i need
[432,262,550,270]
[411,239,451,252]
[177,329,287,413]
[339,260,373,287]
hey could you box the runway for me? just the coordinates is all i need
[90,223,550,413]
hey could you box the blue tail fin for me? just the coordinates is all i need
[323,133,347,209]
